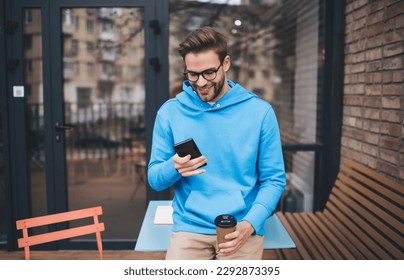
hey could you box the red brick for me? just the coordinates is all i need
[346,2,354,14]
[352,62,366,73]
[352,17,367,31]
[348,40,367,53]
[379,136,400,151]
[383,84,402,95]
[353,6,368,20]
[395,14,404,27]
[377,161,399,178]
[383,42,403,57]
[350,106,362,117]
[368,0,385,14]
[361,143,379,156]
[365,60,382,72]
[365,84,382,95]
[352,51,366,63]
[381,96,401,109]
[362,133,379,145]
[380,136,400,151]
[363,120,381,133]
[381,123,401,137]
[348,138,362,150]
[392,70,404,82]
[366,48,383,61]
[385,1,404,20]
[344,95,365,106]
[358,73,366,83]
[352,84,365,94]
[382,71,393,83]
[383,31,404,44]
[381,110,401,123]
[353,0,368,10]
[367,34,384,48]
[383,57,403,70]
[364,96,382,107]
[373,72,383,83]
[364,108,381,120]
[361,154,378,169]
[367,10,384,26]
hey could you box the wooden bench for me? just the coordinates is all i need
[16,206,105,260]
[275,159,403,260]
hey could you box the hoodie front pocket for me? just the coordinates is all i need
[183,190,246,228]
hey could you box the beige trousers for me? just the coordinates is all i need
[165,231,264,260]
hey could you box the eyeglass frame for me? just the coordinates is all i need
[183,59,224,82]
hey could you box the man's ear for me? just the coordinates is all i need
[223,55,231,72]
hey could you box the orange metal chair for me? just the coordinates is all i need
[16,206,105,260]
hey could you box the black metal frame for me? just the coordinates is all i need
[314,0,345,210]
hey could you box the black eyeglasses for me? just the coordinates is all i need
[184,61,223,82]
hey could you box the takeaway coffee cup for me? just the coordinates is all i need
[214,214,237,245]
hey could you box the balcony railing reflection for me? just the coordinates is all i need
[28,102,145,161]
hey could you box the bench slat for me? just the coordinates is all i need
[314,212,360,259]
[299,214,343,259]
[343,159,403,194]
[288,213,327,259]
[277,212,312,260]
[325,200,380,259]
[335,179,404,247]
[337,173,403,222]
[327,197,392,259]
[332,188,403,259]
[339,165,403,206]
[305,212,347,259]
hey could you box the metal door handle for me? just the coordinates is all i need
[54,122,74,131]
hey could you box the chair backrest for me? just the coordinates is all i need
[16,206,105,260]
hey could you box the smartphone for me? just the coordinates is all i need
[173,138,207,166]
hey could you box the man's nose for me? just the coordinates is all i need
[196,75,208,87]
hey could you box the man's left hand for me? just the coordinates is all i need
[217,220,254,256]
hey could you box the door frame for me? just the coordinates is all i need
[3,0,169,250]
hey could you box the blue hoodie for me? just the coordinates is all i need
[148,80,286,236]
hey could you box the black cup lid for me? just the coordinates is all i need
[214,214,237,228]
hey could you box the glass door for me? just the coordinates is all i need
[5,0,168,250]
[61,6,148,243]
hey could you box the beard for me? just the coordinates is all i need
[192,75,225,103]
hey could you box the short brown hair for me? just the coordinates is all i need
[178,26,228,62]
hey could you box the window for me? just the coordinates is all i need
[25,59,33,73]
[86,20,94,32]
[77,88,91,109]
[24,9,33,24]
[23,35,33,49]
[87,63,94,76]
[86,41,94,53]
[71,39,79,54]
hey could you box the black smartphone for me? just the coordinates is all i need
[173,138,207,166]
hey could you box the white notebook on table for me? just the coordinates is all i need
[153,205,174,225]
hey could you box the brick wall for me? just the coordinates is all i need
[343,0,403,183]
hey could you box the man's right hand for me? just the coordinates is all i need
[173,154,207,177]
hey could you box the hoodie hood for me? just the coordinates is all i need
[176,79,257,111]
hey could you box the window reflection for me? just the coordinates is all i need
[62,8,146,240]
[169,0,323,211]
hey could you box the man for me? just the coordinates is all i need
[148,26,286,260]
